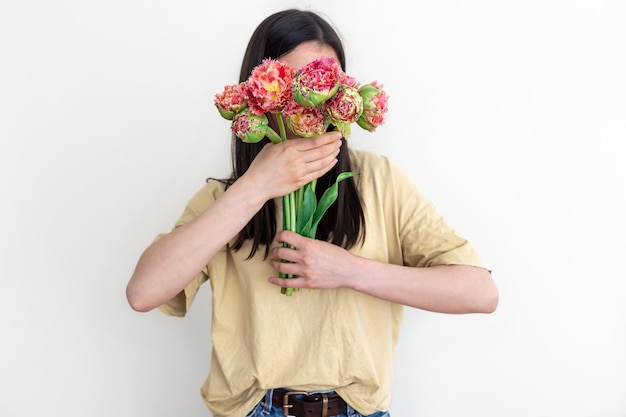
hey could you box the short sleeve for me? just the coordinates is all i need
[390,162,486,269]
[155,232,210,317]
[156,180,226,317]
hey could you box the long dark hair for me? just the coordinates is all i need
[221,9,366,258]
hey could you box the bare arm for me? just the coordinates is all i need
[126,132,343,312]
[268,230,498,314]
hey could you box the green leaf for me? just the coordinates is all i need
[333,121,352,139]
[296,183,317,237]
[309,172,355,237]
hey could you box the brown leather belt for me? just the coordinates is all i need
[269,388,348,417]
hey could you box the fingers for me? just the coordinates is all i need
[303,156,338,186]
[267,275,307,289]
[293,132,342,180]
[270,133,341,189]
[269,259,301,278]
[275,230,303,249]
[269,231,305,274]
[243,131,343,203]
[268,231,348,291]
[295,131,343,163]
[299,131,343,149]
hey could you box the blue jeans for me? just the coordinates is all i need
[245,389,390,417]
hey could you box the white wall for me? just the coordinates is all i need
[1,1,625,416]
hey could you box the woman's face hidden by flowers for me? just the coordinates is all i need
[270,41,340,139]
[279,41,340,73]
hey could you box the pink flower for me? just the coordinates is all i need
[214,82,247,120]
[324,85,363,138]
[213,54,390,297]
[325,85,363,124]
[231,109,269,143]
[282,98,328,138]
[357,81,389,132]
[293,56,341,106]
[338,71,359,89]
[244,59,296,116]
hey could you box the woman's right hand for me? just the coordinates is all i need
[243,131,343,200]
[126,131,342,312]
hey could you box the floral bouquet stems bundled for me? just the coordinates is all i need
[215,56,388,295]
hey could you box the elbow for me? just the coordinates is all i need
[469,267,499,314]
[481,289,499,314]
[126,284,155,313]
[477,279,499,314]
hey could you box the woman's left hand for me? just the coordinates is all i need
[267,232,499,314]
[268,230,358,290]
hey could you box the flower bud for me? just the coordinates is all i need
[214,83,247,120]
[283,99,328,138]
[245,59,295,115]
[292,57,341,107]
[325,86,363,124]
[338,71,360,89]
[231,109,269,143]
[325,85,363,138]
[357,81,389,132]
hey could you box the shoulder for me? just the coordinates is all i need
[175,179,227,227]
[187,179,227,207]
[348,147,413,187]
[348,147,432,214]
[348,147,394,176]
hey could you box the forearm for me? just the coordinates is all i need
[126,177,266,312]
[269,231,498,313]
[347,259,498,314]
[127,135,343,312]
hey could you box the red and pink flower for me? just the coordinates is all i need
[357,81,389,132]
[324,85,363,138]
[244,59,295,115]
[214,57,389,296]
[293,56,341,107]
[338,71,359,89]
[325,85,363,124]
[282,99,328,138]
[215,57,388,142]
[214,82,247,120]
[231,109,269,143]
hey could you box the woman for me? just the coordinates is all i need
[126,8,498,417]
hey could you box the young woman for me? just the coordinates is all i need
[126,8,498,417]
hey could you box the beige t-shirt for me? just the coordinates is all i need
[158,148,486,416]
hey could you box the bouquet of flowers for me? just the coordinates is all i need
[214,56,388,295]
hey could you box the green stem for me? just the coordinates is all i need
[274,113,298,295]
[289,192,297,232]
[275,112,288,140]
[296,187,303,215]
[265,127,283,144]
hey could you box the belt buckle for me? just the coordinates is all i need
[282,390,309,417]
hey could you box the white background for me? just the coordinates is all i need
[1,1,625,416]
